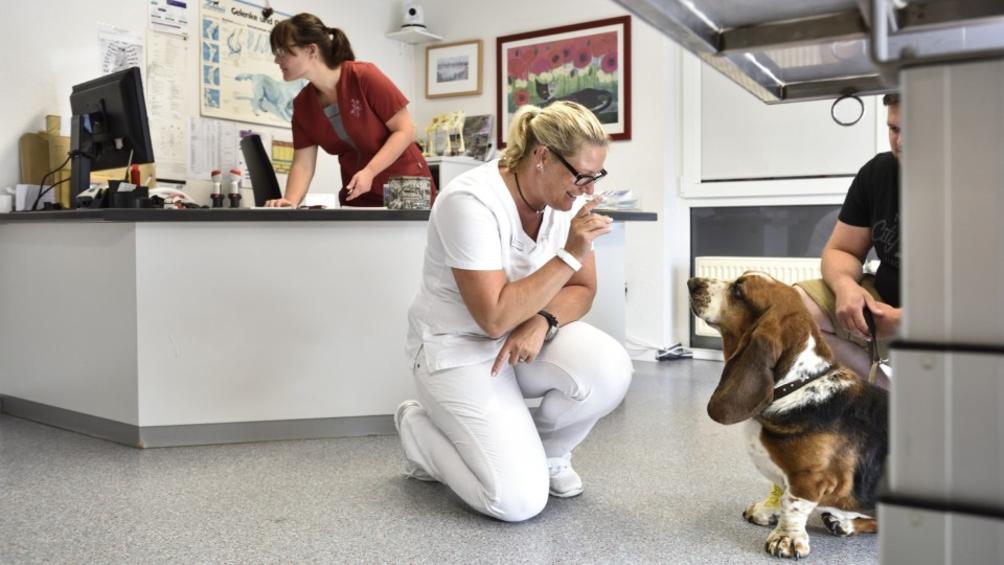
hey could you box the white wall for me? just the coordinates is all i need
[0,0,682,355]
[700,66,877,180]
[2,1,890,358]
[412,0,682,352]
[0,0,415,200]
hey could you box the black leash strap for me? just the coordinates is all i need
[862,307,881,384]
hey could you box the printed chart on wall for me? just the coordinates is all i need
[200,0,305,127]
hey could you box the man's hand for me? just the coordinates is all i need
[491,315,549,376]
[873,305,902,340]
[834,282,901,340]
[833,282,882,339]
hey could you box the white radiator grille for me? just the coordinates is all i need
[693,256,822,338]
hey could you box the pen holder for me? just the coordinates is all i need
[108,180,138,208]
[102,181,121,208]
[131,187,149,207]
[112,190,135,209]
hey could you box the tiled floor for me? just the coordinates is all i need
[0,360,879,564]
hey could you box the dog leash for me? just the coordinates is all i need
[862,307,882,385]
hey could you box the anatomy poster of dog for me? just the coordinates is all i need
[200,0,305,127]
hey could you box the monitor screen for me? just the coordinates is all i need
[69,66,154,205]
[240,134,282,206]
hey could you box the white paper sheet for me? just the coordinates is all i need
[147,31,189,180]
[149,0,189,36]
[98,24,144,74]
[189,117,265,184]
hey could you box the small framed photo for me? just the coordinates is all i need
[426,40,483,98]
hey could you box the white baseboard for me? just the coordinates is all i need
[692,348,724,361]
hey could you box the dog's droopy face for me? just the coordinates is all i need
[688,272,823,424]
[688,272,789,341]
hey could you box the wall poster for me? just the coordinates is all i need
[200,0,305,128]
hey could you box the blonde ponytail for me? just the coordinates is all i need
[499,106,543,169]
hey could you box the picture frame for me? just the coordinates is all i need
[426,40,483,98]
[496,16,631,147]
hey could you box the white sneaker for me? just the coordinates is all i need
[394,400,436,482]
[547,455,583,498]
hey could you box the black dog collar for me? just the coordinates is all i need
[772,364,835,401]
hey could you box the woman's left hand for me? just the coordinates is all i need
[491,315,549,376]
[345,168,375,201]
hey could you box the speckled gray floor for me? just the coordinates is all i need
[0,360,879,564]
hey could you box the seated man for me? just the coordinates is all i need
[794,94,902,389]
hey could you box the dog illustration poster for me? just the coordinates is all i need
[496,17,631,146]
[200,0,305,127]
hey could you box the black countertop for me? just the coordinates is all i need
[0,208,658,222]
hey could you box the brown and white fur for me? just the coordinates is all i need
[687,272,888,559]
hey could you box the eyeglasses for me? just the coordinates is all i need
[548,148,607,186]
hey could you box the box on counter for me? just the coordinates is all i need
[19,115,156,208]
[384,176,432,210]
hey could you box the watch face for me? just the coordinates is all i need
[545,325,559,342]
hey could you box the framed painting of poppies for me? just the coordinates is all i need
[496,16,631,147]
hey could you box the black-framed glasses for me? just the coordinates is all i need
[548,148,607,186]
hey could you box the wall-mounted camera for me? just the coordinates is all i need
[401,2,426,29]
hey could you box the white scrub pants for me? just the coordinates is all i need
[397,321,632,522]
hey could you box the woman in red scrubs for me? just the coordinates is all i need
[267,13,433,207]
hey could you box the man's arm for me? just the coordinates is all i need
[822,221,887,338]
[821,220,871,291]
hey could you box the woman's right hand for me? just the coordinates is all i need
[564,199,613,260]
[264,198,295,208]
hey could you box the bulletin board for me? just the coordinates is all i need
[199,0,305,128]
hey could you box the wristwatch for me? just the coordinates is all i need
[538,310,559,342]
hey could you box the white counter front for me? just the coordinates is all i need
[0,209,654,446]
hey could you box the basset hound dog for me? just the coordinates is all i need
[687,272,888,559]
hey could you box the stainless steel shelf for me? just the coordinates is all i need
[614,0,1004,103]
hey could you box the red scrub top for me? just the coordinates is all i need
[291,60,434,207]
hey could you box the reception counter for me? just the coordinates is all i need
[0,208,655,447]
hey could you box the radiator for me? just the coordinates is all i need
[693,256,822,338]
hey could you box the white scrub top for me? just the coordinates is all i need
[406,159,583,372]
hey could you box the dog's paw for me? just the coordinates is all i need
[765,527,811,559]
[744,499,780,526]
[821,512,854,537]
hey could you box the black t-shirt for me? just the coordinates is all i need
[838,152,900,307]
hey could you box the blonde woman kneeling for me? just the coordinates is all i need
[396,101,632,522]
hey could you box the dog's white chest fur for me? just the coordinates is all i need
[744,419,786,487]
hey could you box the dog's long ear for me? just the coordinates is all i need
[707,319,780,425]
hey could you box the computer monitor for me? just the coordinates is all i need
[240,134,283,206]
[69,66,155,207]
